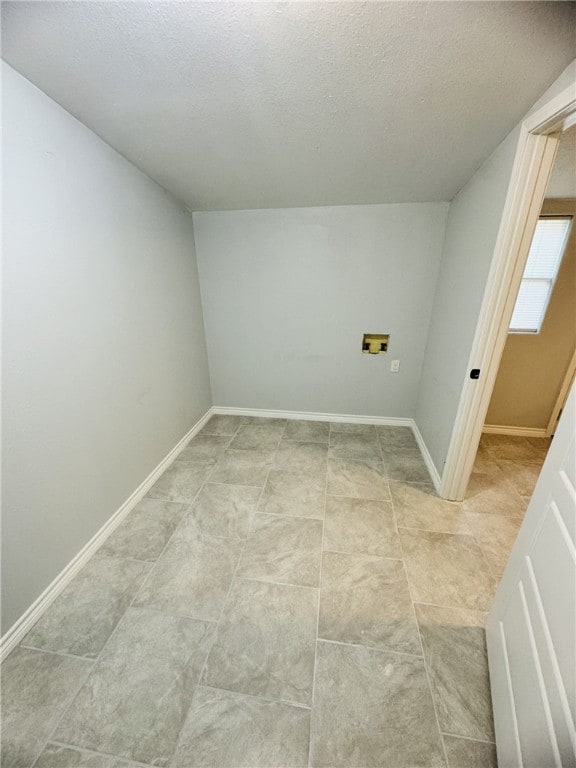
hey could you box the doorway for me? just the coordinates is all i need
[485,186,576,441]
[440,80,576,503]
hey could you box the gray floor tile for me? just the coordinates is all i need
[400,528,496,612]
[98,498,188,561]
[189,483,261,539]
[178,435,231,463]
[3,414,519,768]
[22,556,150,658]
[329,423,377,436]
[327,458,390,500]
[494,458,541,497]
[384,453,431,483]
[319,552,421,655]
[481,434,542,461]
[391,482,469,534]
[54,608,214,767]
[134,516,242,621]
[147,462,211,503]
[472,446,503,476]
[310,641,446,767]
[1,647,93,768]
[416,604,495,742]
[237,513,323,587]
[229,424,285,451]
[209,449,274,486]
[172,686,310,768]
[34,744,138,768]
[240,416,288,429]
[259,470,325,519]
[324,495,400,558]
[443,736,497,768]
[274,441,328,474]
[200,415,243,436]
[283,420,329,444]
[463,472,527,518]
[376,426,419,452]
[463,512,521,580]
[328,432,382,461]
[202,579,317,705]
[525,436,552,456]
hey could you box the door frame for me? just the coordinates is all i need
[440,81,576,501]
[546,347,576,437]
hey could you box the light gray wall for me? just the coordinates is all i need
[415,60,576,476]
[1,63,212,633]
[194,203,448,417]
[414,128,520,472]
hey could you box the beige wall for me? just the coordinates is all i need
[486,198,576,430]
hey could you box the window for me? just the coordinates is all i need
[509,216,572,333]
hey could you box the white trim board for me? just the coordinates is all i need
[441,79,576,501]
[213,406,442,494]
[1,404,441,660]
[411,422,442,493]
[212,405,413,427]
[483,424,548,438]
[0,407,214,663]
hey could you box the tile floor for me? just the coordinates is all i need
[2,418,550,768]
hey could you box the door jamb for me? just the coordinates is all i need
[546,347,576,437]
[440,82,576,501]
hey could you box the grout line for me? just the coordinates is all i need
[17,417,510,768]
[31,458,220,765]
[396,523,470,537]
[315,637,424,660]
[326,491,392,502]
[203,480,264,490]
[412,600,488,616]
[170,461,275,764]
[18,426,244,765]
[17,645,97,663]
[198,683,312,711]
[109,603,220,625]
[307,450,328,768]
[37,741,155,768]
[27,661,95,768]
[234,575,320,591]
[251,509,325,521]
[91,553,158,566]
[440,731,496,745]
[321,546,403,561]
[391,486,450,768]
[376,429,388,465]
[414,609,450,768]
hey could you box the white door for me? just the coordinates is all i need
[486,381,576,767]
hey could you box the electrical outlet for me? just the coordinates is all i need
[391,359,400,373]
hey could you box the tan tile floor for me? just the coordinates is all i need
[1,419,549,768]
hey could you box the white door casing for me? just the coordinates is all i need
[486,381,576,767]
[441,80,576,502]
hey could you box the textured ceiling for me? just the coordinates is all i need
[547,125,576,199]
[2,1,575,211]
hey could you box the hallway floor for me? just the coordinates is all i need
[2,419,550,768]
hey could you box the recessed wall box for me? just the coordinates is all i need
[362,333,389,354]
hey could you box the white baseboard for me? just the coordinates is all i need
[0,407,214,663]
[1,404,441,660]
[411,422,442,495]
[213,405,442,495]
[483,424,548,438]
[212,405,413,427]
